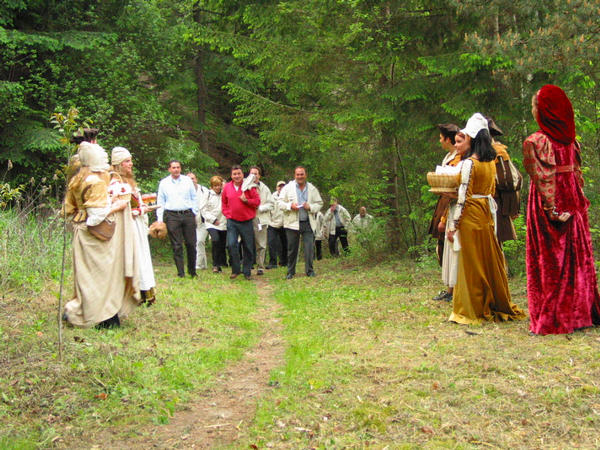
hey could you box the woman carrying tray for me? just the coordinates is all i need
[446,113,525,325]
[110,147,156,306]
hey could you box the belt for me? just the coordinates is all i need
[166,209,192,215]
[556,165,574,173]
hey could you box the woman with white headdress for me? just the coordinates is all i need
[446,113,526,325]
[63,142,141,328]
[110,147,156,305]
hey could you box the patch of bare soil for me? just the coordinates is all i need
[111,279,285,448]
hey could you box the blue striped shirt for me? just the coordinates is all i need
[157,175,198,221]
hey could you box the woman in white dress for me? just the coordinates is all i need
[110,147,156,305]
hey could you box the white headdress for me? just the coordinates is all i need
[111,146,132,166]
[461,113,489,139]
[78,142,109,172]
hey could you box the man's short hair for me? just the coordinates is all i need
[168,159,181,169]
[249,165,261,175]
[437,123,460,145]
[83,128,99,142]
[231,164,243,173]
[294,165,307,174]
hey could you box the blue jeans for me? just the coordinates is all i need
[226,219,255,276]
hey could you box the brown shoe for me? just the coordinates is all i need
[230,273,239,279]
[213,267,219,273]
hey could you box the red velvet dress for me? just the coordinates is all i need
[523,131,600,334]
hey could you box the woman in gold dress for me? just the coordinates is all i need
[446,113,526,325]
[63,142,140,328]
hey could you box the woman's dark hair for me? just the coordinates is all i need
[466,129,496,162]
[437,123,460,144]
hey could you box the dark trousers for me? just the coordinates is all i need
[315,239,322,260]
[226,218,255,276]
[165,210,197,277]
[208,228,227,268]
[285,221,315,276]
[328,226,349,256]
[268,226,288,266]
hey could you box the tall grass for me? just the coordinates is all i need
[0,202,66,295]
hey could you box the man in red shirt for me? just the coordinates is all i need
[222,165,261,280]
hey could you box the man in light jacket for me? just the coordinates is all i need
[323,198,351,256]
[267,180,287,268]
[187,172,210,271]
[278,166,323,279]
[249,166,274,275]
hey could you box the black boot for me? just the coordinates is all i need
[96,314,120,329]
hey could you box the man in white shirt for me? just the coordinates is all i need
[249,166,274,275]
[156,160,198,278]
[187,172,210,271]
[278,166,323,279]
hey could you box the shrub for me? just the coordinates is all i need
[0,181,67,294]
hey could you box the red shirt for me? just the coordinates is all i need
[221,181,260,221]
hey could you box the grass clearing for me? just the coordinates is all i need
[236,258,600,449]
[0,259,260,447]
[2,251,600,448]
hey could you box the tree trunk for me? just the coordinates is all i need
[193,5,212,153]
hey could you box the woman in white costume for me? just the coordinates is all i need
[110,147,156,305]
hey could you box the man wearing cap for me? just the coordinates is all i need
[249,166,274,275]
[267,180,288,268]
[487,116,522,246]
[323,198,351,256]
[278,166,323,279]
[156,161,198,278]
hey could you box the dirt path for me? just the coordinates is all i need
[111,279,285,448]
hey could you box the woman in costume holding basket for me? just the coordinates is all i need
[110,147,157,305]
[523,85,600,335]
[446,113,525,325]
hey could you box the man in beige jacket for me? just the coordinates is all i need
[278,166,323,279]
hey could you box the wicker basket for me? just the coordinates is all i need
[427,172,460,194]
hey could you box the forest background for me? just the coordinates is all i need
[2,0,600,267]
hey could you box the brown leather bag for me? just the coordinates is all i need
[87,217,116,241]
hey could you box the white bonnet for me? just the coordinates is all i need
[78,142,109,172]
[111,146,132,166]
[461,113,489,139]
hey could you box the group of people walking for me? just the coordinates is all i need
[157,163,373,282]
[429,84,600,335]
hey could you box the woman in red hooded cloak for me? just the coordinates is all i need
[523,84,600,335]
